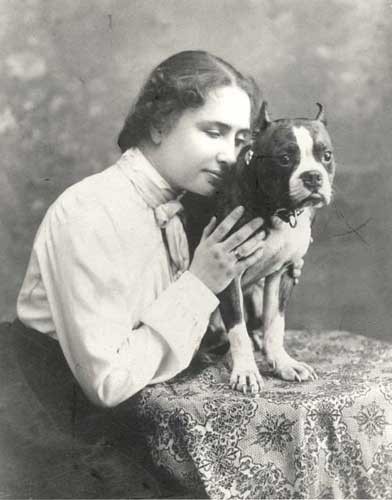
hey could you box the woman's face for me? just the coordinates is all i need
[151,85,251,196]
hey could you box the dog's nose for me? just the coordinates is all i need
[300,170,323,189]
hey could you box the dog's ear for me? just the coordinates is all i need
[315,103,327,125]
[254,101,271,132]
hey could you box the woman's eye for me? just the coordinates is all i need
[206,130,221,138]
[323,151,332,162]
[235,137,246,147]
[279,154,291,166]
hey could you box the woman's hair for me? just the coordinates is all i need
[117,50,261,152]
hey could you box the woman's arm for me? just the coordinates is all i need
[19,198,218,408]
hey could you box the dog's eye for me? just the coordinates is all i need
[279,154,291,166]
[323,151,333,162]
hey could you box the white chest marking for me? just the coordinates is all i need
[248,212,312,279]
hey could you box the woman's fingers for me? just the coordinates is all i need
[208,206,245,243]
[290,258,304,284]
[225,225,265,256]
[237,246,264,273]
[220,216,264,253]
[291,258,304,277]
[201,216,217,240]
[192,207,266,294]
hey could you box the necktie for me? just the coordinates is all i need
[117,148,190,280]
[154,198,190,279]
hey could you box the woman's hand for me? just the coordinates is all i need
[189,206,265,295]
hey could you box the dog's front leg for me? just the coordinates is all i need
[263,269,317,382]
[219,277,263,394]
[244,280,265,352]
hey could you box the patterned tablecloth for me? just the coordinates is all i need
[132,330,392,499]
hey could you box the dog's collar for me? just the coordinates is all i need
[273,208,304,228]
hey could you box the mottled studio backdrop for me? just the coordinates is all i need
[1,0,391,340]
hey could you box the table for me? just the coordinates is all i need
[131,330,392,499]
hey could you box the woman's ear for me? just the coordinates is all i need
[150,125,162,145]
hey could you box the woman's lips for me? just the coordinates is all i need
[205,170,222,181]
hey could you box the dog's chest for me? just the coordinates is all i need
[270,215,311,258]
[247,211,312,280]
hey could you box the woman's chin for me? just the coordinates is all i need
[186,181,217,197]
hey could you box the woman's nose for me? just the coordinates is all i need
[216,141,237,167]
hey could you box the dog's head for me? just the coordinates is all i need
[243,102,335,216]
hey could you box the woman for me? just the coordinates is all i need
[17,50,266,408]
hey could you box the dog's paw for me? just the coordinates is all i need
[268,352,318,382]
[230,361,263,394]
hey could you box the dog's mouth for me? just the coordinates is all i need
[307,192,324,202]
[299,192,327,207]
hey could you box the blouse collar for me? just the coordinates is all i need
[117,147,182,208]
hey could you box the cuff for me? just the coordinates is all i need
[140,270,219,365]
[178,271,220,317]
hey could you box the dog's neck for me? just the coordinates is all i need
[233,160,299,229]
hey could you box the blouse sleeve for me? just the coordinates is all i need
[32,198,219,407]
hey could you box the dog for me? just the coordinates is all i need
[183,102,335,394]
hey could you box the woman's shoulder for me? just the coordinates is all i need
[47,163,148,228]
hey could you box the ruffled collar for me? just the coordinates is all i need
[116,147,181,208]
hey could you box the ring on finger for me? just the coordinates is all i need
[233,248,242,260]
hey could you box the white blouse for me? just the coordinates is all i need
[17,148,219,407]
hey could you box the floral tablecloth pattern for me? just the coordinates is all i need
[133,330,392,499]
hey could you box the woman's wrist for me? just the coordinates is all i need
[188,265,216,295]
